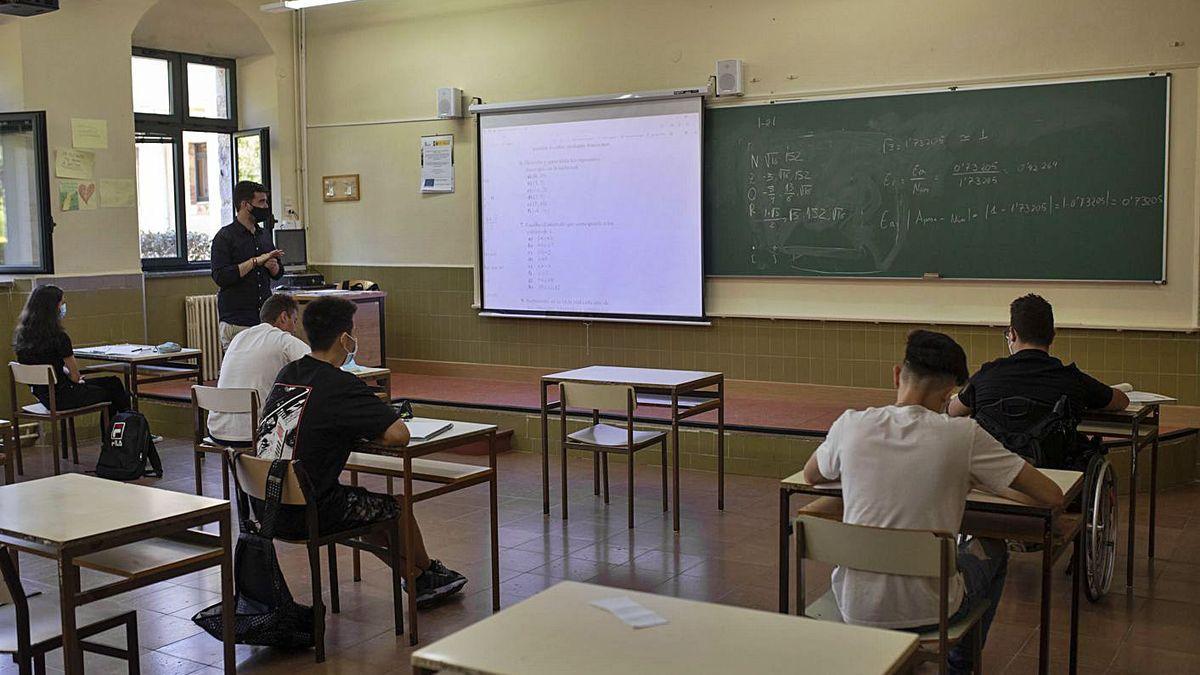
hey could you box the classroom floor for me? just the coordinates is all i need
[4,439,1200,675]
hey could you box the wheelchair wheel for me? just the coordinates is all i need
[1083,453,1118,602]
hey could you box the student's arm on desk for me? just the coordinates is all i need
[947,396,971,418]
[1102,387,1130,411]
[802,453,835,485]
[803,417,843,485]
[375,418,410,447]
[1007,462,1064,510]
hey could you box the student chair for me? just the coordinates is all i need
[228,451,405,663]
[0,545,139,675]
[558,382,668,528]
[8,363,112,476]
[793,515,989,675]
[190,385,260,498]
[0,420,13,485]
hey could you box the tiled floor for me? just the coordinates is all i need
[3,437,1200,674]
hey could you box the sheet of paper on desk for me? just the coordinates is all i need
[78,344,149,355]
[406,420,453,440]
[589,596,668,629]
[1127,391,1176,404]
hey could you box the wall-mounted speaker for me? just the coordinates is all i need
[437,87,464,119]
[715,59,744,97]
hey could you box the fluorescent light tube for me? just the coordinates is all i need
[282,0,362,8]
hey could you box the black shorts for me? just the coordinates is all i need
[256,484,400,539]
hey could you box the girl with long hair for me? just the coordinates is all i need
[13,285,130,426]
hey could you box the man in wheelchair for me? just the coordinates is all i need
[948,293,1129,462]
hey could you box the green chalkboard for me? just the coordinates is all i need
[704,76,1168,280]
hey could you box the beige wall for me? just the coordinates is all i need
[301,0,1200,329]
[2,0,297,277]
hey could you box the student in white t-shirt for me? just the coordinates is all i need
[207,293,310,445]
[802,330,1063,675]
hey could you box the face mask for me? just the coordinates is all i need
[250,206,272,224]
[341,333,359,370]
[59,303,67,319]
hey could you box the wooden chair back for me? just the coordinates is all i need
[229,451,309,506]
[8,363,56,387]
[191,385,261,447]
[795,515,955,577]
[559,382,635,413]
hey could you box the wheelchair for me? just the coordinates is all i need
[974,395,1117,601]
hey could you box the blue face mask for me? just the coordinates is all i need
[59,303,67,319]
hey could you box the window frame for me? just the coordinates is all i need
[133,47,238,271]
[0,110,55,275]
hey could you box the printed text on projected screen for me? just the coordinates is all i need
[478,97,704,321]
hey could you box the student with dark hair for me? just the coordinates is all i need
[948,294,1129,420]
[207,293,309,445]
[210,180,284,351]
[802,330,1063,674]
[13,284,131,426]
[254,296,467,606]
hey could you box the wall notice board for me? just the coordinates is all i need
[704,75,1169,281]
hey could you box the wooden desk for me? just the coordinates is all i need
[0,474,233,674]
[541,366,725,532]
[1079,403,1161,588]
[346,365,392,401]
[778,468,1084,675]
[74,344,203,411]
[287,290,386,368]
[412,580,917,675]
[355,417,499,645]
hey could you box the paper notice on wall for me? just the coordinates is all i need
[420,134,454,193]
[55,148,95,179]
[59,180,98,211]
[71,118,108,149]
[98,178,136,208]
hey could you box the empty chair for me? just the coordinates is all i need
[558,382,668,528]
[794,515,989,675]
[8,363,111,476]
[0,545,139,674]
[190,385,260,498]
[228,450,405,663]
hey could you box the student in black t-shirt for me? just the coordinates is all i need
[255,296,467,607]
[948,294,1129,422]
[13,285,131,426]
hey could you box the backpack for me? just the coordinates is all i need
[95,410,164,481]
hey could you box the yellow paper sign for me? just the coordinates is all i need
[71,118,108,149]
[55,148,95,179]
[59,180,99,211]
[98,179,136,208]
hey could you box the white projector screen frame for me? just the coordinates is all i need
[475,92,706,323]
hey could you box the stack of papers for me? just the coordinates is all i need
[1112,383,1176,405]
[406,420,453,441]
[77,344,154,356]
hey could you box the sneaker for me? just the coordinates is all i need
[412,560,467,608]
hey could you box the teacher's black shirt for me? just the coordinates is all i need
[210,220,282,326]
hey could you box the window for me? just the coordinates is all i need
[0,111,54,273]
[132,47,268,269]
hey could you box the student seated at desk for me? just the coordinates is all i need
[254,296,467,606]
[948,294,1129,421]
[13,285,131,425]
[802,330,1063,675]
[207,293,310,447]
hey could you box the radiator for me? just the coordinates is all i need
[185,294,222,381]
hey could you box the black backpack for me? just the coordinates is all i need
[95,410,163,481]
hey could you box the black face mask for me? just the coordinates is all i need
[250,206,272,224]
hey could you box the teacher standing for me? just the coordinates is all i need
[211,180,284,351]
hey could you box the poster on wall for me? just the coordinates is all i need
[59,180,98,211]
[98,178,136,208]
[55,148,95,179]
[420,134,454,193]
[71,118,108,149]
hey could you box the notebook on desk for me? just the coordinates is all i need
[406,420,453,441]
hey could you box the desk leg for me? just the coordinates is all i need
[1070,521,1082,675]
[1127,419,1140,589]
[219,511,236,674]
[1148,425,1160,560]
[717,377,725,512]
[129,363,140,412]
[541,384,549,516]
[489,431,500,612]
[779,488,790,614]
[404,455,419,645]
[1037,521,1052,675]
[196,352,205,387]
[58,554,82,675]
[671,392,681,533]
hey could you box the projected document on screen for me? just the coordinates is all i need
[479,96,704,320]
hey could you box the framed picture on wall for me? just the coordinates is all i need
[322,174,360,202]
